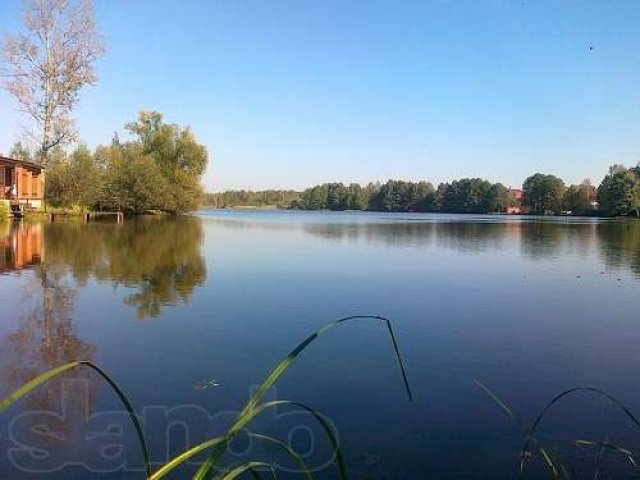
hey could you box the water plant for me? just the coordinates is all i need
[475,381,640,479]
[0,200,11,220]
[0,315,412,479]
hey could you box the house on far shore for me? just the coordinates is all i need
[507,187,524,214]
[0,155,44,209]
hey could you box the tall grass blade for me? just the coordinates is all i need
[474,380,560,479]
[521,387,640,476]
[241,315,412,418]
[248,432,314,480]
[0,362,79,411]
[195,315,412,479]
[0,360,151,477]
[592,437,607,480]
[190,401,290,480]
[193,400,344,480]
[148,436,226,480]
[574,439,637,467]
[215,462,275,480]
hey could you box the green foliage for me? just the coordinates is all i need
[476,380,640,479]
[0,200,10,219]
[435,178,497,213]
[523,173,566,215]
[487,183,511,213]
[125,111,207,213]
[95,143,170,214]
[296,183,330,210]
[563,180,597,215]
[44,111,209,214]
[597,165,640,217]
[203,190,301,208]
[369,180,435,212]
[293,180,433,212]
[326,182,349,210]
[347,182,370,210]
[210,166,638,218]
[292,178,510,213]
[0,316,411,479]
[46,145,101,208]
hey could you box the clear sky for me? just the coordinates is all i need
[1,0,640,192]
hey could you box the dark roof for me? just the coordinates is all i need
[0,155,44,171]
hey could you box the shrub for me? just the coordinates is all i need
[0,200,11,219]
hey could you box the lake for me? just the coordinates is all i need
[1,210,640,479]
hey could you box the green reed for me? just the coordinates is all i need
[4,313,639,479]
[475,381,640,479]
[0,315,412,479]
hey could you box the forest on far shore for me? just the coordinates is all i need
[204,164,640,217]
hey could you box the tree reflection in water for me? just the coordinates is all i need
[42,216,207,318]
[596,220,640,277]
[1,222,97,456]
[0,217,207,464]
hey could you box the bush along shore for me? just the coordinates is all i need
[7,111,209,217]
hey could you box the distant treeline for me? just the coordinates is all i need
[203,190,301,208]
[207,164,640,217]
[291,180,512,213]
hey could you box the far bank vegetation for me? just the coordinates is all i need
[206,165,640,217]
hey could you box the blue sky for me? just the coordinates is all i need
[1,0,640,191]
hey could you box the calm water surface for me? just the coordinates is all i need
[1,211,640,479]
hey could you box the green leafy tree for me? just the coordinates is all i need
[94,143,169,214]
[486,183,510,213]
[409,181,434,211]
[298,184,329,210]
[46,144,100,208]
[326,183,349,210]
[347,183,369,210]
[563,179,596,215]
[597,166,640,217]
[203,190,300,208]
[125,111,208,213]
[523,173,566,215]
[437,178,494,213]
[369,180,410,211]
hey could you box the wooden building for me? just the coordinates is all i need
[0,155,45,209]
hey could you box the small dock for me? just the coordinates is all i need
[85,211,124,223]
[48,211,124,223]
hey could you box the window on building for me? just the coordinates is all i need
[32,175,39,197]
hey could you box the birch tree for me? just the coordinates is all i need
[1,0,105,168]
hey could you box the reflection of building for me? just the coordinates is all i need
[507,188,524,214]
[0,222,43,273]
[0,155,45,210]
